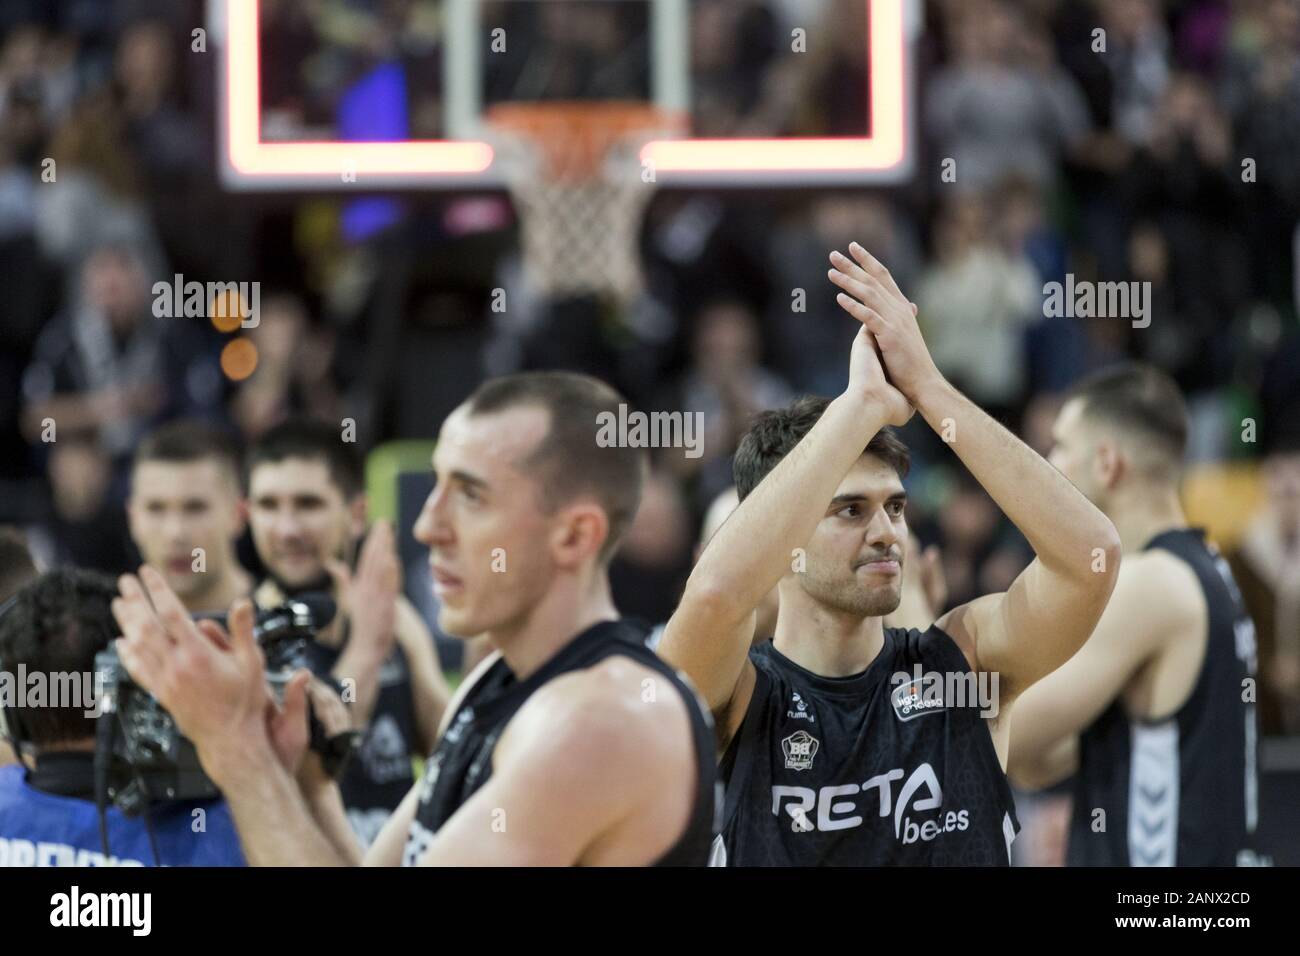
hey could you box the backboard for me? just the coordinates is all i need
[214,0,918,190]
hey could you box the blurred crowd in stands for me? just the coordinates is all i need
[0,0,1298,737]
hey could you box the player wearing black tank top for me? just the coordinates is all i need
[1009,365,1261,866]
[245,421,451,847]
[660,244,1122,866]
[110,372,716,866]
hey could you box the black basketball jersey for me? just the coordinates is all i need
[1067,528,1259,866]
[401,619,718,866]
[303,638,418,847]
[714,625,1019,866]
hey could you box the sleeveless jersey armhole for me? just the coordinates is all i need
[718,663,771,834]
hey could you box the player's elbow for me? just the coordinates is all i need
[679,576,747,629]
[1069,519,1121,596]
[1092,523,1122,592]
[1008,733,1077,791]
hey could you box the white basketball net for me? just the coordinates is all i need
[490,116,669,303]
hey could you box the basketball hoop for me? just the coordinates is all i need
[486,102,685,303]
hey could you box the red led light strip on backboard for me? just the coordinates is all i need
[222,0,908,186]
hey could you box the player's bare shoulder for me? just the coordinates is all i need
[492,654,698,863]
[1120,548,1207,634]
[504,655,694,773]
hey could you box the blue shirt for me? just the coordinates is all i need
[0,764,246,867]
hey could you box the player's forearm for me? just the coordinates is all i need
[914,377,1120,574]
[302,778,364,865]
[681,393,890,623]
[209,743,352,866]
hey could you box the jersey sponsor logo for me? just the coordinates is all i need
[786,690,816,723]
[890,677,945,721]
[358,714,412,784]
[781,730,819,771]
[770,762,970,844]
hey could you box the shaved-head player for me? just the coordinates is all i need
[110,372,717,866]
[660,244,1121,865]
[1009,364,1260,866]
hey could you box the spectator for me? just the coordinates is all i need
[916,194,1040,413]
[668,297,793,506]
[231,293,341,441]
[25,436,134,577]
[926,0,1091,194]
[21,239,225,476]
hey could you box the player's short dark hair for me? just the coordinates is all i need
[247,419,364,500]
[0,528,38,604]
[733,396,910,501]
[0,568,117,746]
[463,372,646,564]
[1066,363,1188,467]
[133,420,243,489]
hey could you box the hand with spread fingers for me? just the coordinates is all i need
[111,566,307,785]
[829,242,944,406]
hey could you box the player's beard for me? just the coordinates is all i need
[800,554,903,618]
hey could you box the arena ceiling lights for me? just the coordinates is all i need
[215,0,916,189]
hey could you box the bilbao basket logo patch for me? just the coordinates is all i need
[782,730,819,771]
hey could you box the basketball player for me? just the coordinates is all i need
[127,422,252,614]
[1008,364,1260,866]
[245,420,450,845]
[659,243,1121,865]
[111,373,717,865]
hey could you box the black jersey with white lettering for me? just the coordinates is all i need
[303,637,417,847]
[714,626,1018,866]
[401,619,717,866]
[1067,529,1259,866]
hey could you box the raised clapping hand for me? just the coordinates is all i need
[847,325,914,428]
[829,242,944,408]
[111,566,313,784]
[324,519,399,658]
